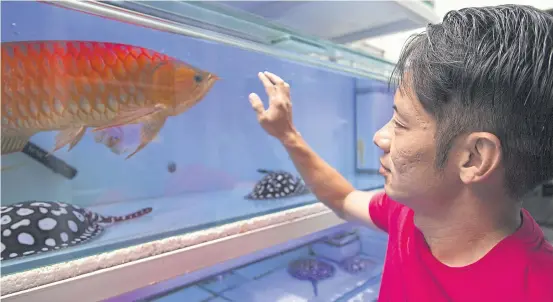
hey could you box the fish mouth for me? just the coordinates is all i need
[209,74,220,81]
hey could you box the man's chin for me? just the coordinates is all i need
[383,185,418,210]
[383,183,405,202]
[383,182,394,197]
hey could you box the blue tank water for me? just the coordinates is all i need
[0,1,393,274]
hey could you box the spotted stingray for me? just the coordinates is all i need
[340,255,376,274]
[287,258,335,296]
[0,200,152,261]
[245,169,310,200]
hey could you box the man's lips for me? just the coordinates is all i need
[379,160,391,174]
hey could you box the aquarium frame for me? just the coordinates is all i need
[0,204,348,302]
[109,223,362,301]
[43,0,396,82]
[1,1,391,300]
[354,85,395,174]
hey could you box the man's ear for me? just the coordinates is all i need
[457,132,502,184]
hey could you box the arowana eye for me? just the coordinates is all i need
[193,74,203,83]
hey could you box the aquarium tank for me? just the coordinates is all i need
[0,1,402,300]
[109,223,389,302]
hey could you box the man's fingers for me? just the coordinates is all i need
[264,71,284,85]
[264,71,290,99]
[249,93,265,116]
[258,72,276,98]
[257,71,291,109]
[282,82,290,99]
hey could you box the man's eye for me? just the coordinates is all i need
[393,119,405,129]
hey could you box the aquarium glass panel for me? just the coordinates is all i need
[111,224,388,302]
[355,80,395,173]
[1,1,390,274]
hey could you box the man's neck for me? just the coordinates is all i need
[413,190,522,267]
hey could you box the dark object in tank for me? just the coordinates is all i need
[288,257,335,296]
[24,142,78,180]
[245,169,310,200]
[0,201,152,261]
[340,255,376,274]
[167,161,177,173]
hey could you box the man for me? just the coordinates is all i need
[249,4,553,302]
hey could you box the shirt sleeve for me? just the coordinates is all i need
[368,191,403,233]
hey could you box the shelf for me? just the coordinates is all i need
[110,226,387,302]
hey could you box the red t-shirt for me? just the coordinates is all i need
[369,192,553,302]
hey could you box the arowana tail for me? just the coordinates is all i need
[98,207,153,223]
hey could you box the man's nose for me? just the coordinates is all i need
[373,122,391,153]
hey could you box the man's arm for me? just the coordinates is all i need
[249,71,379,228]
[281,131,379,228]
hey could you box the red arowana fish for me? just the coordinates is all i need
[1,40,219,159]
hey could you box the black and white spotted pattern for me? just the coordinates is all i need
[0,200,152,261]
[244,169,310,200]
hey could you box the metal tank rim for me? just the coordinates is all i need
[43,0,396,82]
[0,200,349,301]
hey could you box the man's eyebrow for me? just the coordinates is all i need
[393,105,409,120]
[393,105,401,115]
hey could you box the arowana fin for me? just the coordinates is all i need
[93,130,107,143]
[92,105,166,132]
[125,112,168,159]
[152,133,162,143]
[1,136,30,155]
[52,126,87,153]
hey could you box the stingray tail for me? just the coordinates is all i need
[244,193,255,200]
[98,207,153,223]
[294,182,311,196]
[311,280,319,297]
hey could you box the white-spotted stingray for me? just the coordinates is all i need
[0,200,152,260]
[245,169,310,200]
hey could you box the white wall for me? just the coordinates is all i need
[364,0,553,62]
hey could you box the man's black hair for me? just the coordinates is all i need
[391,5,553,198]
